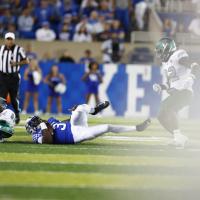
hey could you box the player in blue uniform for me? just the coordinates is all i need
[22,59,42,115]
[82,62,102,104]
[25,101,151,144]
[44,65,66,114]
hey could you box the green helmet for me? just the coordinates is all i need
[0,120,14,138]
[155,38,177,62]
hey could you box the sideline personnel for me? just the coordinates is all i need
[0,32,29,124]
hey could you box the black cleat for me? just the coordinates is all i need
[15,113,20,125]
[136,118,151,132]
[91,101,110,115]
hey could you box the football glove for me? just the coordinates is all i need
[153,83,162,94]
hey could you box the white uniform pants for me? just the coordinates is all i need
[70,104,136,143]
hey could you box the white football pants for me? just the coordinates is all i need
[70,104,136,143]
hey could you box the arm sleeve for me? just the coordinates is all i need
[19,47,27,60]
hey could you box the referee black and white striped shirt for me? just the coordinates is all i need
[0,32,28,74]
[0,44,26,74]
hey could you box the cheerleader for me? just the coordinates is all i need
[82,62,103,104]
[44,65,66,115]
[22,59,42,115]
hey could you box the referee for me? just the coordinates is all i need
[0,32,29,124]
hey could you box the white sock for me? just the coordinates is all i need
[108,125,136,133]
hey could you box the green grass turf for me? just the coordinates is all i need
[0,116,200,200]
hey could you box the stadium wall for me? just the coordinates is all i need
[19,63,200,118]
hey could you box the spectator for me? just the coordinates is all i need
[73,25,92,42]
[18,8,35,39]
[75,16,92,33]
[26,43,37,60]
[111,20,125,41]
[58,14,74,40]
[82,62,102,104]
[1,9,16,30]
[163,18,176,37]
[25,0,35,14]
[88,11,104,35]
[62,0,75,15]
[49,0,62,29]
[36,21,56,41]
[34,0,51,25]
[101,33,125,63]
[22,59,42,115]
[59,24,71,41]
[113,0,130,32]
[79,49,95,64]
[132,0,148,30]
[7,24,19,38]
[81,0,98,16]
[0,20,5,37]
[41,51,55,62]
[10,0,23,17]
[59,50,75,63]
[97,22,111,41]
[44,65,66,115]
[98,0,114,22]
[188,15,200,37]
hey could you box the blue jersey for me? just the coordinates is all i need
[32,117,74,144]
[48,76,62,97]
[50,76,62,87]
[47,117,74,144]
[85,73,100,94]
[26,70,39,92]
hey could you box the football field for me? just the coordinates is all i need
[0,116,200,200]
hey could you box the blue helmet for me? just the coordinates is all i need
[25,116,42,134]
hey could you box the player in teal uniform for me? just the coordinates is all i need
[25,101,151,144]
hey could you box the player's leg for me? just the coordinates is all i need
[72,119,151,143]
[158,90,192,146]
[70,101,110,127]
[70,104,94,127]
[158,99,176,134]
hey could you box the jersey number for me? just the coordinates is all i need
[168,66,179,82]
[52,123,66,130]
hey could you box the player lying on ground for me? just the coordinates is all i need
[25,101,151,144]
[154,37,200,147]
[0,97,15,143]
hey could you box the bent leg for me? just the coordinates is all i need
[70,104,95,127]
[157,90,192,134]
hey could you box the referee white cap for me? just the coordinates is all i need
[5,32,15,40]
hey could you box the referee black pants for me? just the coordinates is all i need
[0,72,20,114]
